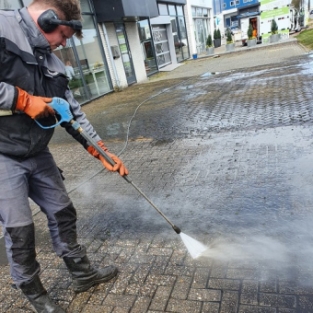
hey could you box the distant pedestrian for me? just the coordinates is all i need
[65,60,75,80]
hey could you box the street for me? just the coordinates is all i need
[1,40,313,312]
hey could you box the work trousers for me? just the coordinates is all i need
[0,148,85,287]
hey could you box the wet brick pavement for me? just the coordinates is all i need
[2,39,313,312]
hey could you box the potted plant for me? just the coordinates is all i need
[213,28,221,48]
[247,24,256,47]
[270,19,279,43]
[225,28,235,52]
[206,34,214,55]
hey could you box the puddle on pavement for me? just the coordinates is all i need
[201,72,219,77]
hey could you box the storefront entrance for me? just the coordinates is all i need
[152,25,171,68]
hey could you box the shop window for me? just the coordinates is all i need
[138,19,157,76]
[230,0,239,5]
[192,7,196,17]
[196,7,202,17]
[176,5,183,16]
[168,5,176,16]
[54,15,111,103]
[158,3,168,15]
[80,0,92,12]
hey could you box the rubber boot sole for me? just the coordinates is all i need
[73,267,118,293]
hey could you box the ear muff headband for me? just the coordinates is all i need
[38,9,82,33]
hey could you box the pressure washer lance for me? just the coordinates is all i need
[36,97,181,235]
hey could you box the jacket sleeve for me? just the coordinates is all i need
[61,89,101,149]
[0,82,18,111]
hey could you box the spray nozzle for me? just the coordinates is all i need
[173,225,181,234]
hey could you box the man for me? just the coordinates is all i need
[0,0,128,312]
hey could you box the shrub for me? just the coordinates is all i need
[247,24,253,40]
[217,28,221,39]
[226,28,233,43]
[271,19,278,34]
[206,34,213,47]
[213,29,218,40]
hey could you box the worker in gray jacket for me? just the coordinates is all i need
[0,0,128,312]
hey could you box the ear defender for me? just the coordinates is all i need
[38,9,82,33]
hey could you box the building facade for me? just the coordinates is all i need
[185,0,214,56]
[1,0,215,105]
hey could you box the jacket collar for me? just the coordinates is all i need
[16,7,51,53]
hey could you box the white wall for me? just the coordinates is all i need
[125,22,148,84]
[184,2,197,55]
[99,23,128,90]
[99,22,148,90]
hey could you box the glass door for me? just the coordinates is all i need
[152,25,171,68]
[195,19,207,54]
[115,23,136,85]
[137,19,158,76]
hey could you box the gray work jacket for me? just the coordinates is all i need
[0,8,100,158]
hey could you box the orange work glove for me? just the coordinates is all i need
[87,140,129,176]
[15,87,54,119]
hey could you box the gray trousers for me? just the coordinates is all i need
[0,148,85,286]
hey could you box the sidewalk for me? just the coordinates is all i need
[147,37,307,83]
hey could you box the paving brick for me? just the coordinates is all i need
[192,268,210,288]
[202,301,220,313]
[259,293,296,308]
[171,275,193,300]
[238,304,277,312]
[241,280,259,305]
[102,294,136,310]
[227,268,259,280]
[166,298,202,313]
[298,295,313,312]
[130,296,151,313]
[188,288,221,301]
[149,286,172,311]
[145,274,176,286]
[260,280,277,293]
[81,304,113,313]
[209,266,228,279]
[208,278,241,290]
[165,264,195,276]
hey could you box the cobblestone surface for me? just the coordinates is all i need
[1,40,313,312]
